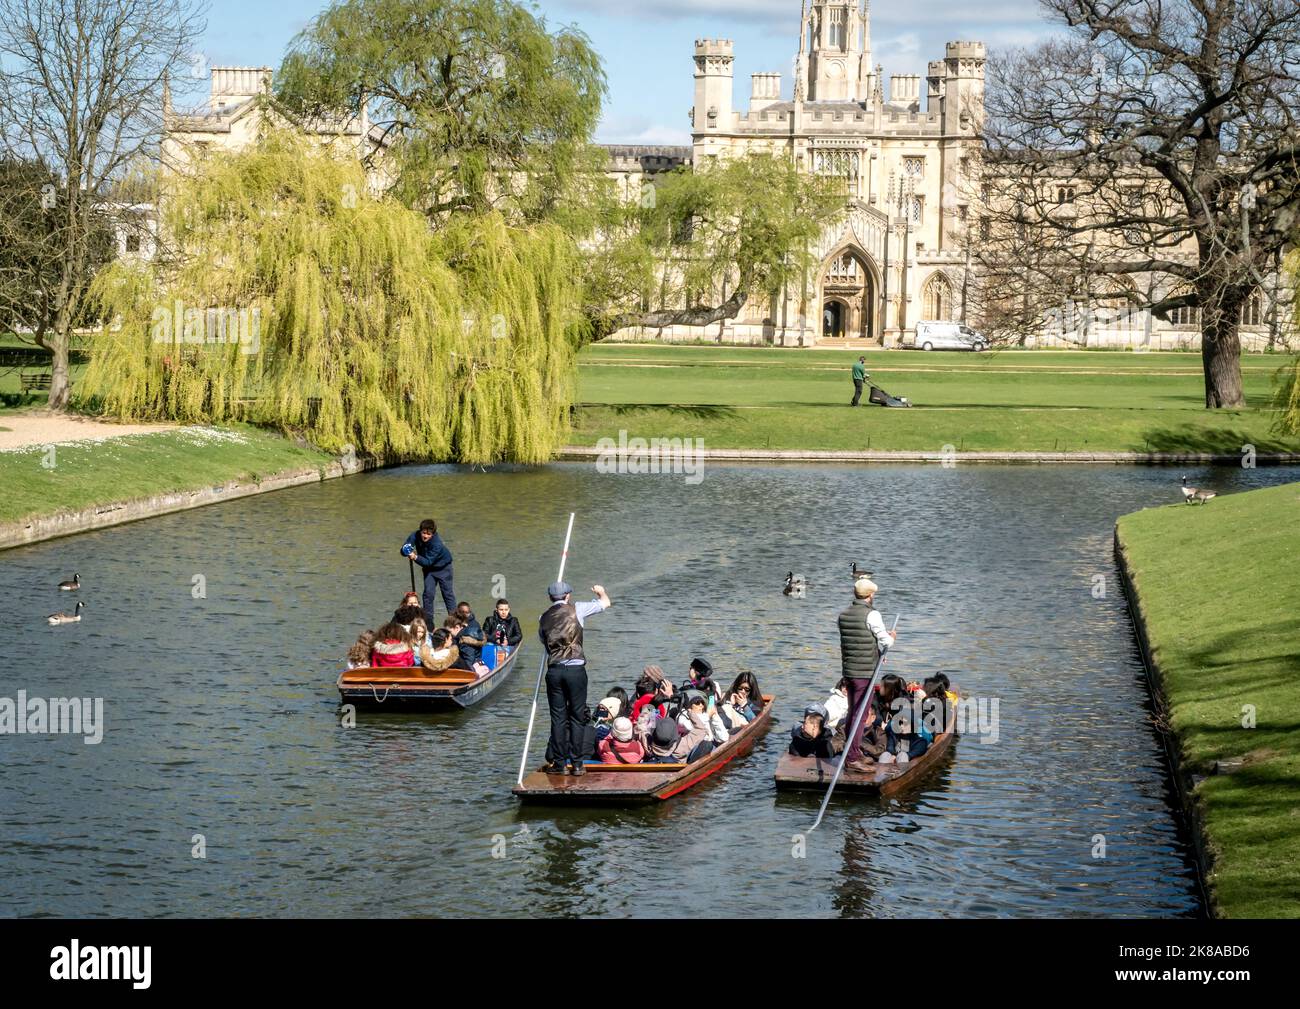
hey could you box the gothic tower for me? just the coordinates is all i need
[799,1,875,102]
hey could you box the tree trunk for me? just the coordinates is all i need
[47,285,73,410]
[1199,285,1246,409]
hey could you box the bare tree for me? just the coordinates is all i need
[979,0,1300,407]
[0,0,205,409]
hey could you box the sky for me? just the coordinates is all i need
[192,0,1060,145]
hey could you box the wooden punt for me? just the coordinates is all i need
[337,646,521,711]
[773,711,956,798]
[514,694,775,804]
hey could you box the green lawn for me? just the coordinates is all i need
[0,424,334,525]
[1117,482,1300,918]
[575,345,1300,453]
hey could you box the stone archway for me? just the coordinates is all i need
[818,245,878,344]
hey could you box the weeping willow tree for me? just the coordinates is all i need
[1275,250,1300,436]
[77,129,579,462]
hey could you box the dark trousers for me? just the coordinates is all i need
[844,677,873,762]
[545,663,590,765]
[851,379,864,406]
[421,565,456,626]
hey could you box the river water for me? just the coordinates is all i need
[3,461,1295,918]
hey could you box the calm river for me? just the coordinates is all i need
[3,462,1295,917]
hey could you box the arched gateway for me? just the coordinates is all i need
[818,246,878,344]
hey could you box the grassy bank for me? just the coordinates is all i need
[575,345,1300,454]
[0,424,335,524]
[1117,482,1300,917]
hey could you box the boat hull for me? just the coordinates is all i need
[514,695,775,804]
[337,647,521,711]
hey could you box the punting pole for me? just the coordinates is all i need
[408,557,417,595]
[516,512,577,787]
[807,614,900,833]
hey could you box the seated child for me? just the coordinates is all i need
[596,717,644,764]
[789,703,836,759]
[879,692,930,765]
[370,623,414,667]
[409,617,432,665]
[631,666,673,725]
[347,629,377,669]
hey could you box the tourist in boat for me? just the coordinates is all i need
[346,629,377,669]
[679,657,723,701]
[678,688,729,747]
[409,616,430,665]
[421,628,460,673]
[483,598,523,652]
[593,695,623,743]
[539,581,613,776]
[596,717,644,764]
[454,602,485,668]
[825,677,850,735]
[631,667,674,738]
[645,717,681,763]
[789,702,836,758]
[839,576,897,774]
[721,671,763,726]
[400,518,456,626]
[393,603,423,633]
[673,694,716,763]
[880,689,929,766]
[370,623,415,667]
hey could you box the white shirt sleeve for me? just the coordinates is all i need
[866,609,893,653]
[573,597,609,625]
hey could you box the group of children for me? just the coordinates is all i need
[789,673,957,767]
[586,658,766,766]
[346,593,524,676]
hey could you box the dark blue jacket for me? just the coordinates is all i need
[457,613,483,666]
[402,530,452,571]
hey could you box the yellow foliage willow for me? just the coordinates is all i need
[78,130,578,462]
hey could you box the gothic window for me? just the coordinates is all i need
[1057,186,1077,204]
[828,7,846,49]
[979,216,991,242]
[903,156,925,179]
[923,273,953,321]
[1171,302,1201,327]
[909,196,923,225]
[827,252,861,284]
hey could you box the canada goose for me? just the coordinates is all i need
[784,572,808,596]
[851,562,875,581]
[1181,476,1215,505]
[48,601,84,626]
[1180,476,1198,501]
[58,573,80,591]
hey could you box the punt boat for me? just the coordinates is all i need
[514,694,775,804]
[773,705,956,797]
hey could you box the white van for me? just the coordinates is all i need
[912,321,989,351]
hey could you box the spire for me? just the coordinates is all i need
[162,72,173,123]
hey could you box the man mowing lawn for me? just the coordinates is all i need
[851,356,868,407]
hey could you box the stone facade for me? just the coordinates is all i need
[607,2,1284,350]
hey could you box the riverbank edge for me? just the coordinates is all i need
[560,445,1300,465]
[0,452,384,551]
[1113,525,1219,918]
